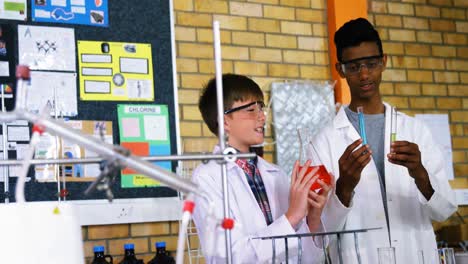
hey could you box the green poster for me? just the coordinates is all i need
[117,104,171,188]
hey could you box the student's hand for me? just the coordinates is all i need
[387,140,426,179]
[306,174,334,232]
[387,140,434,200]
[286,160,319,229]
[336,139,372,207]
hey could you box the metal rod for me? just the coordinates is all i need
[272,239,276,264]
[213,20,233,264]
[337,233,343,264]
[297,237,302,264]
[0,153,256,166]
[169,0,182,159]
[11,67,29,203]
[354,232,362,264]
[322,235,330,264]
[15,131,40,203]
[1,84,8,203]
[168,0,183,181]
[252,227,382,240]
[54,87,62,202]
[15,110,203,196]
[0,112,20,123]
[284,238,289,264]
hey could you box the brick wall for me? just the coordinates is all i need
[175,0,329,162]
[82,221,182,263]
[82,0,467,262]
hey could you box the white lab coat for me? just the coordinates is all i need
[308,102,457,264]
[192,146,325,264]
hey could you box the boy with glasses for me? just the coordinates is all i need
[308,18,457,263]
[192,74,332,263]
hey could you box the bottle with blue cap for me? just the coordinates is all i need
[147,241,175,264]
[119,243,143,264]
[91,245,113,264]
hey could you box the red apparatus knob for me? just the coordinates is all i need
[16,65,30,80]
[32,124,45,135]
[59,189,69,198]
[183,200,195,213]
[222,218,235,230]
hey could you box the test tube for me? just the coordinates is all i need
[357,106,368,145]
[390,107,397,143]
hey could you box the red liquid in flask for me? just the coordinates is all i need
[298,165,332,193]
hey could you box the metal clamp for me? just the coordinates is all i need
[222,147,237,163]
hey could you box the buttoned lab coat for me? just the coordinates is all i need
[192,146,326,264]
[308,102,457,264]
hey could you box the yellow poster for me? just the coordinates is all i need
[78,40,154,101]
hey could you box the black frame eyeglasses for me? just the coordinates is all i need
[340,55,384,76]
[224,101,265,115]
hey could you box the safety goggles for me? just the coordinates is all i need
[340,55,384,76]
[224,101,266,118]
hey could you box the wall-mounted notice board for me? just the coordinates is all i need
[0,0,183,225]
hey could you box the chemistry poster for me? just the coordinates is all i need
[31,0,108,27]
[78,41,154,101]
[27,71,78,117]
[18,25,76,72]
[117,104,171,188]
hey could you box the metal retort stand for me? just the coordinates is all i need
[253,227,382,264]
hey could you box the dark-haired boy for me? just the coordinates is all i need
[192,74,332,263]
[308,18,457,263]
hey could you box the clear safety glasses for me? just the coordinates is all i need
[224,101,266,119]
[341,55,384,76]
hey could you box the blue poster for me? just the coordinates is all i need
[31,0,108,27]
